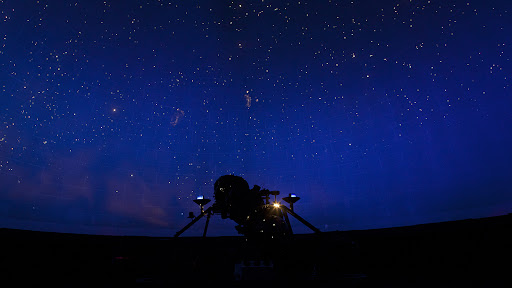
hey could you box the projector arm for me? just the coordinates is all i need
[174,206,213,237]
[281,205,321,234]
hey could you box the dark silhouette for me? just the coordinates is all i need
[174,175,321,241]
[172,175,326,282]
[2,213,509,286]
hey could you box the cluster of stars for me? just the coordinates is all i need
[0,0,510,236]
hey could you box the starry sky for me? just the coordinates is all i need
[0,0,511,236]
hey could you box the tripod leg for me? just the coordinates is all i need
[174,207,211,237]
[282,208,293,235]
[203,209,212,237]
[281,205,321,234]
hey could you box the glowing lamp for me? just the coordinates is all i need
[193,196,211,213]
[282,193,300,212]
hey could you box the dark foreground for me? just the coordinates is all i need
[2,214,510,287]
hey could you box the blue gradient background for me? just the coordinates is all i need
[1,0,511,236]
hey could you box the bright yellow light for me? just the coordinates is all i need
[273,202,280,208]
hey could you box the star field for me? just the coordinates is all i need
[0,0,511,236]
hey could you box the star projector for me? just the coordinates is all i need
[175,175,320,239]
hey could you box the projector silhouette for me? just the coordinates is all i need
[175,175,320,239]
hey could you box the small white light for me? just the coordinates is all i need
[197,195,203,200]
[290,193,297,198]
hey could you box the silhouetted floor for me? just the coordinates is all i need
[2,214,510,287]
